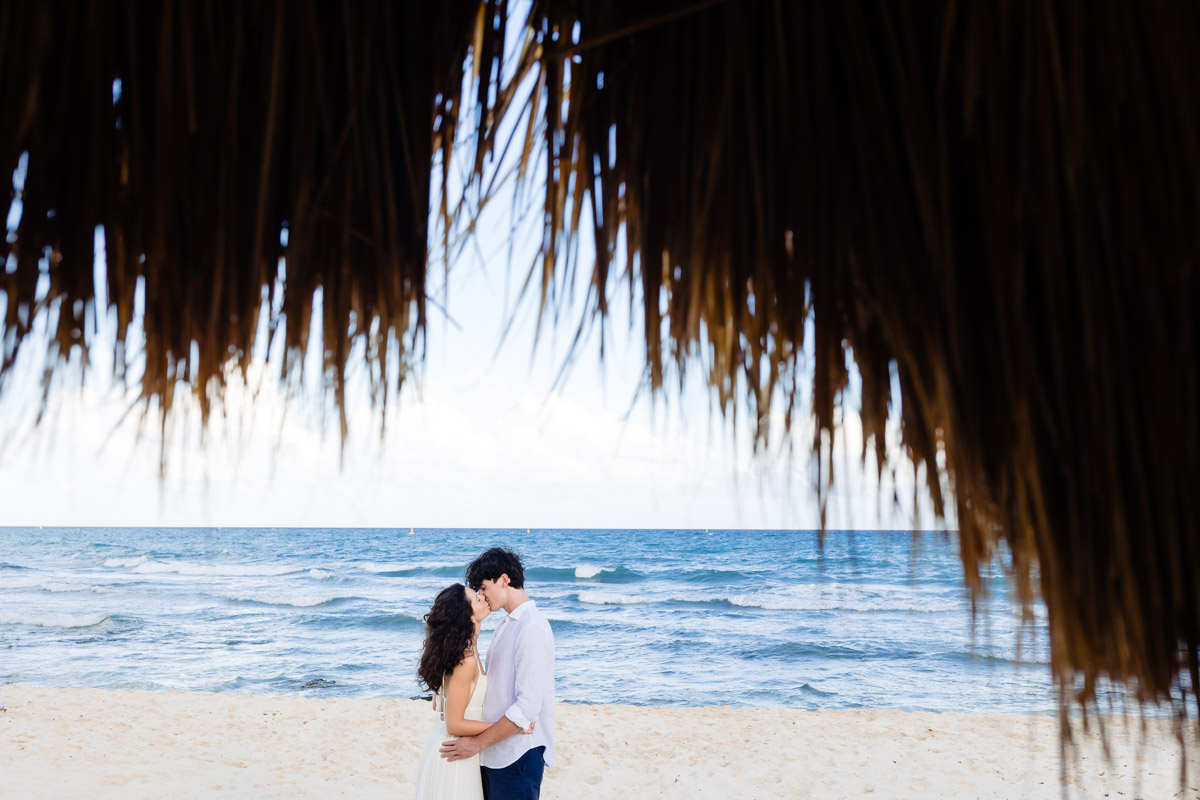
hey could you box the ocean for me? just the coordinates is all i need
[0,526,1057,713]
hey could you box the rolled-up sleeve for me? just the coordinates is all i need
[502,622,554,731]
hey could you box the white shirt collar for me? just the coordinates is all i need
[504,598,535,621]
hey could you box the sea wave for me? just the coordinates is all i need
[677,567,765,584]
[308,569,334,580]
[298,611,425,631]
[42,581,103,593]
[532,564,774,584]
[0,575,103,593]
[220,593,352,608]
[104,556,149,568]
[353,612,425,629]
[943,649,1052,667]
[0,576,45,590]
[0,576,101,593]
[0,611,112,629]
[125,560,304,577]
[576,591,656,606]
[571,588,965,613]
[535,589,579,600]
[525,565,643,583]
[739,641,897,660]
[575,590,735,606]
[359,562,461,576]
[725,592,964,613]
[360,562,417,574]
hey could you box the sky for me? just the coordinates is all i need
[0,236,944,530]
[0,38,949,531]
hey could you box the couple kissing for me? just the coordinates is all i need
[414,547,556,800]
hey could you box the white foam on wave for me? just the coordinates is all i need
[0,576,45,590]
[221,592,343,608]
[130,560,302,577]
[41,582,101,593]
[536,589,578,600]
[0,577,102,593]
[128,560,178,574]
[577,591,654,606]
[104,556,148,568]
[0,611,111,629]
[574,565,613,579]
[360,562,458,574]
[308,569,333,580]
[360,562,415,574]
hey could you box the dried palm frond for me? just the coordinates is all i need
[1,0,480,442]
[492,0,1200,729]
[3,0,1199,737]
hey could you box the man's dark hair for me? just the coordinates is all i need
[466,546,525,590]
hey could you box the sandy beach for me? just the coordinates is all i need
[1,685,1195,799]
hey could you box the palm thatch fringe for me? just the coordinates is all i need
[497,0,1200,729]
[3,0,1199,736]
[1,0,480,438]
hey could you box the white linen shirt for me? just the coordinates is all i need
[481,599,556,769]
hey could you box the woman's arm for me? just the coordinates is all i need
[443,655,491,737]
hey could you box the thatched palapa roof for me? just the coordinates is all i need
[3,0,1199,728]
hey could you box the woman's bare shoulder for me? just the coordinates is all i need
[447,652,475,680]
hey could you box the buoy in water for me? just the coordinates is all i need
[409,527,415,535]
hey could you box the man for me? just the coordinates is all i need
[440,547,555,799]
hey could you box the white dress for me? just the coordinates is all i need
[414,658,487,799]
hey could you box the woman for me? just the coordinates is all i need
[413,583,494,799]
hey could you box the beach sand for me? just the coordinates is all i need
[1,685,1196,799]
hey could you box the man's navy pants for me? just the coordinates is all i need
[481,746,545,800]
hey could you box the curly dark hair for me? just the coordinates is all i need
[417,584,475,694]
[466,546,525,590]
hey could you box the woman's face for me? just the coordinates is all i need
[465,586,491,624]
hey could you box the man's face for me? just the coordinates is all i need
[477,576,507,611]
